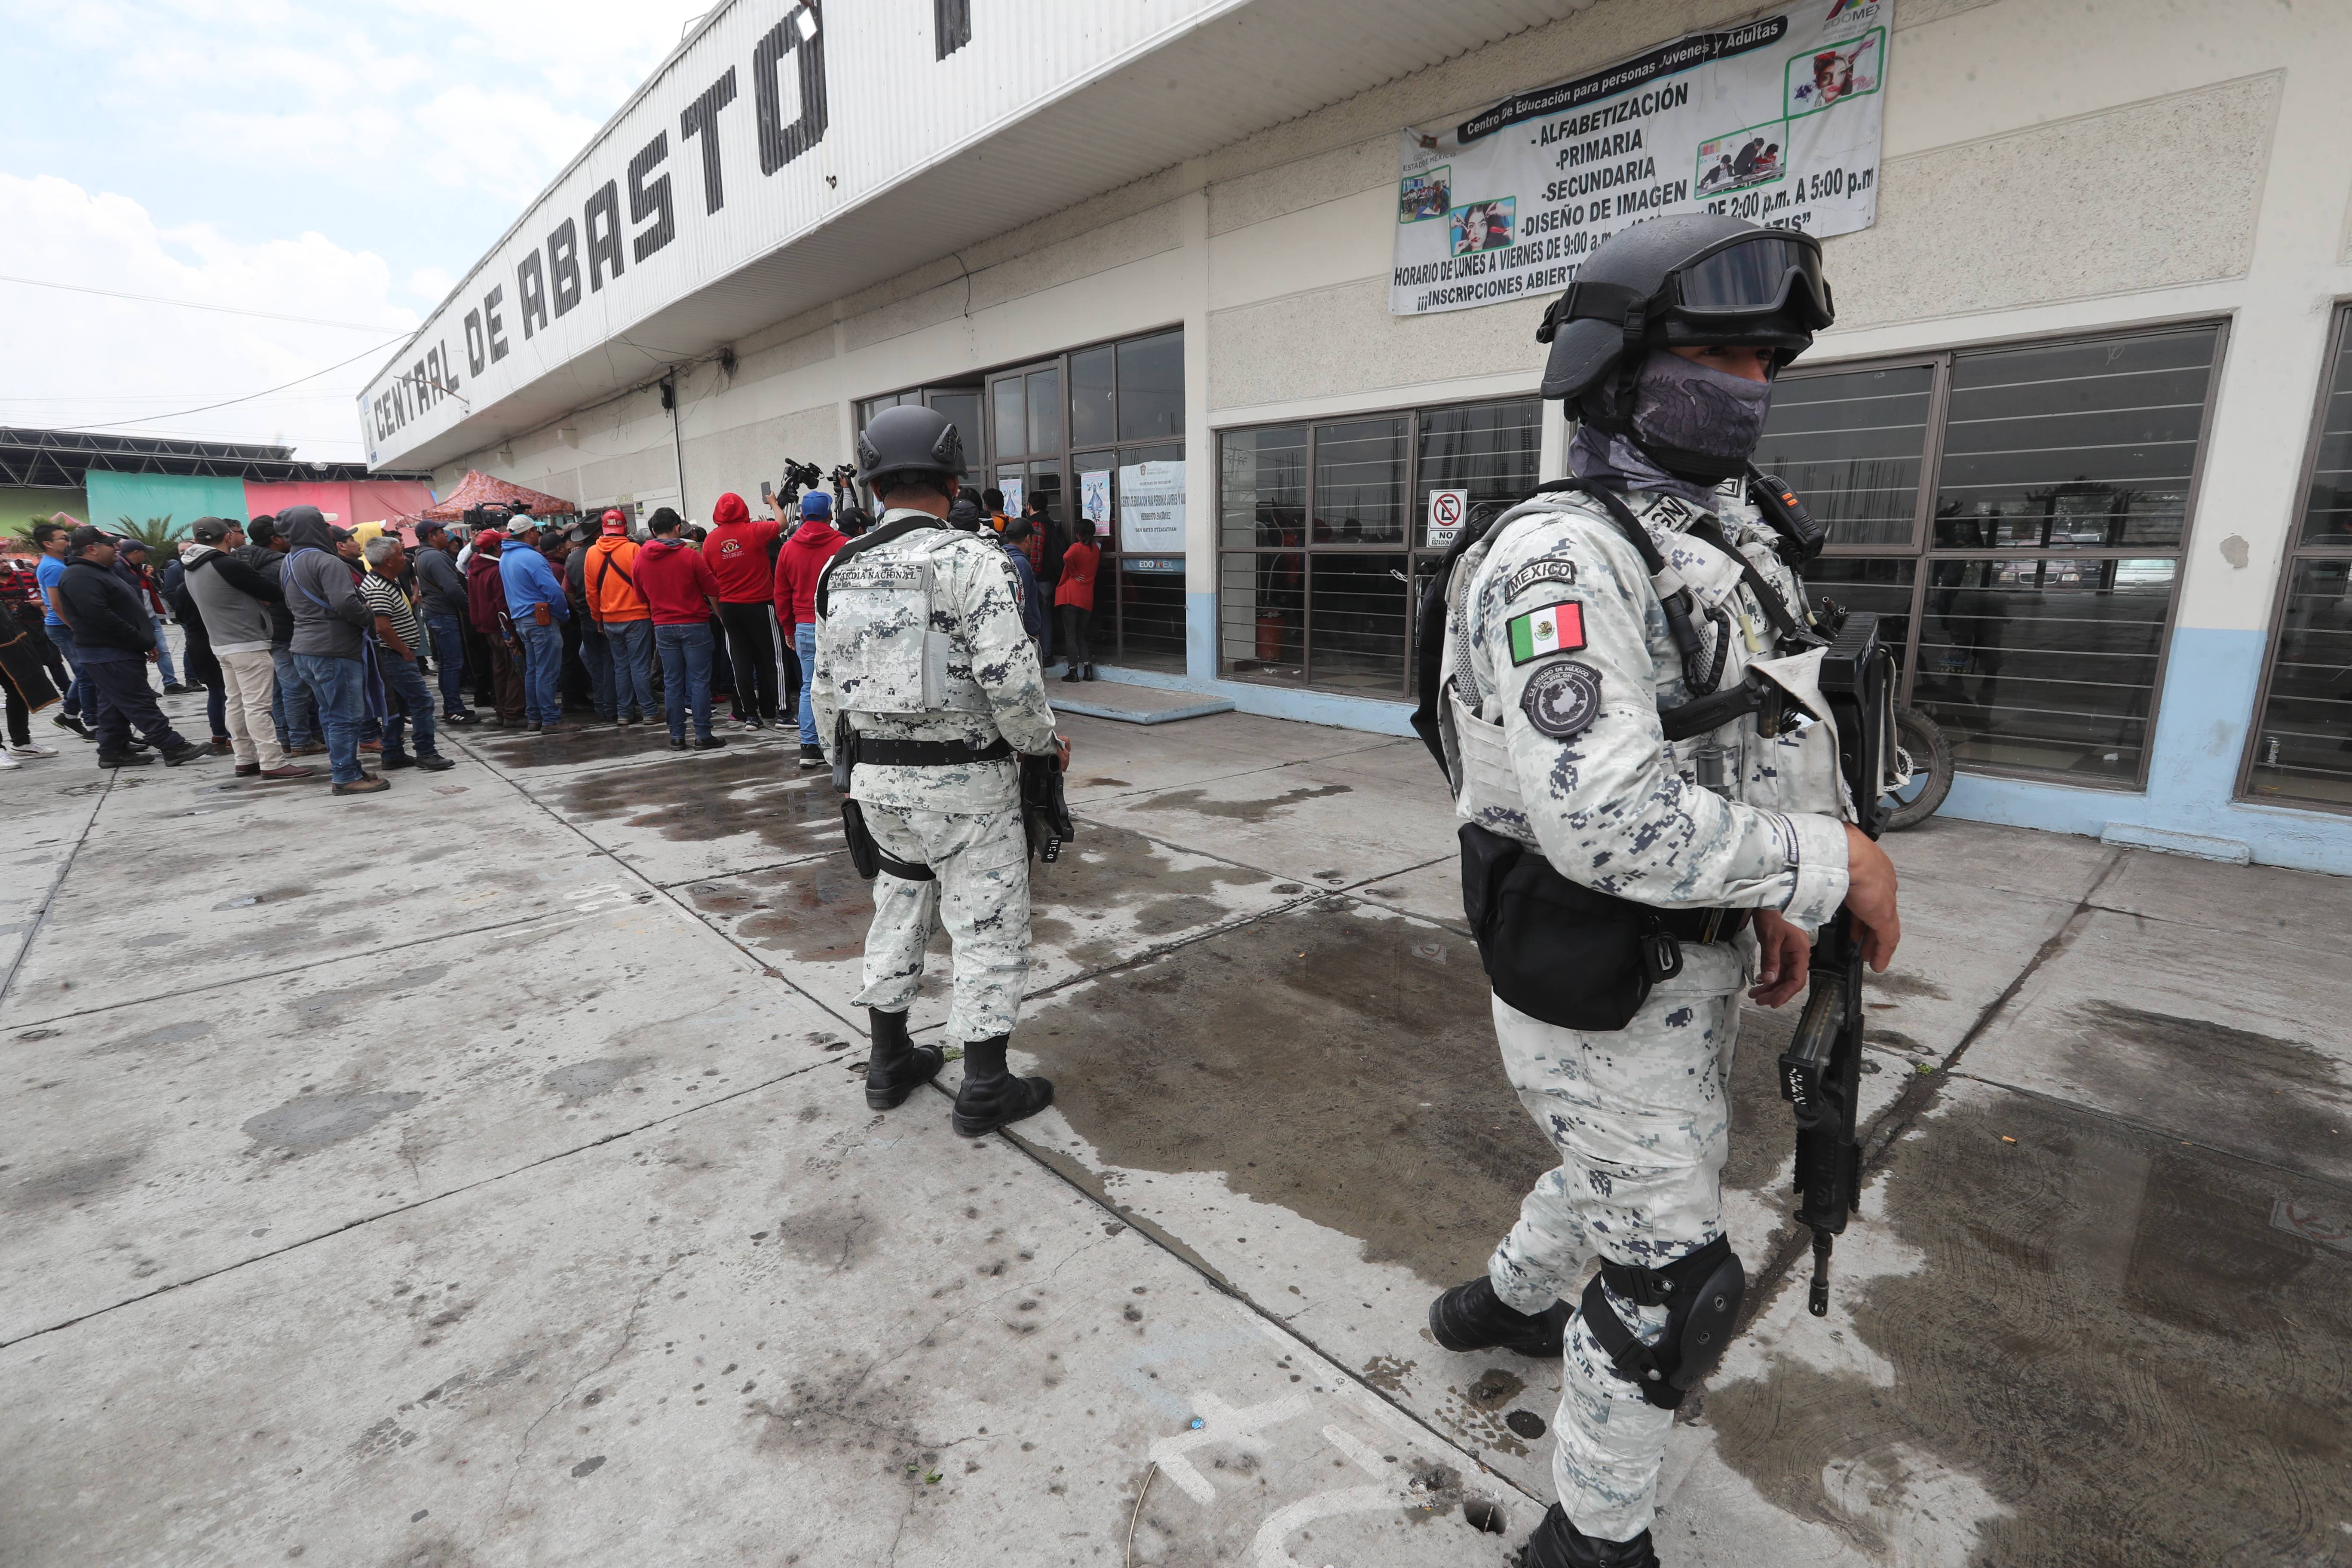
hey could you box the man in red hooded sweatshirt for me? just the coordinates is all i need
[702,491,782,731]
[772,489,846,769]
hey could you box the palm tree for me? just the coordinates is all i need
[113,514,185,553]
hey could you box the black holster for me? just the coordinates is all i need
[834,717,934,883]
[1460,823,1684,1032]
[1020,752,1074,862]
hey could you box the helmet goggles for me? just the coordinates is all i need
[1666,231,1834,330]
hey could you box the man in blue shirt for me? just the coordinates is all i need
[496,512,571,732]
[32,520,91,740]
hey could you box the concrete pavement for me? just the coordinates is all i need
[3,687,2347,1567]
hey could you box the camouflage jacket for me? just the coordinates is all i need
[1442,484,1850,930]
[812,509,1059,813]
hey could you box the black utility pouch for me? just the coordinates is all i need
[1459,823,1677,1032]
[841,798,883,880]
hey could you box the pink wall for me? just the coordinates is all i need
[243,481,438,537]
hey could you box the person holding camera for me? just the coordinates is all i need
[811,405,1067,1137]
[1420,215,1901,1568]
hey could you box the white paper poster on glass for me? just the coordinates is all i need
[1425,487,1471,548]
[1390,0,1888,318]
[1000,475,1024,518]
[1080,470,1112,536]
[1118,459,1185,567]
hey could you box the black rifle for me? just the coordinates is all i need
[1778,603,1895,1316]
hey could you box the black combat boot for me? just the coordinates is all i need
[864,1008,943,1111]
[1427,1275,1572,1357]
[1522,1504,1658,1568]
[950,1034,1053,1137]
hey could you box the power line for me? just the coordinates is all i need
[70,336,409,433]
[0,273,408,332]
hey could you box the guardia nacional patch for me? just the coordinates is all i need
[1522,661,1602,739]
[1505,600,1585,665]
[1506,557,1578,598]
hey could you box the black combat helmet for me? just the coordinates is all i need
[1536,214,1834,421]
[857,404,965,493]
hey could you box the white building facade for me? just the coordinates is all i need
[360,0,2352,873]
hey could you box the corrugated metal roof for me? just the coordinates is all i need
[364,0,1593,472]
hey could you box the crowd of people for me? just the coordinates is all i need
[0,478,1100,791]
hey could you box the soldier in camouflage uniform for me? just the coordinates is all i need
[1421,216,1902,1568]
[811,404,1068,1137]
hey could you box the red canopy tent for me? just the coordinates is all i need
[419,471,577,524]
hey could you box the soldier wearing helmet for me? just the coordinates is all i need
[810,404,1069,1136]
[1415,214,1903,1568]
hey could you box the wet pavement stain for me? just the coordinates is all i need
[545,1059,641,1099]
[243,1091,425,1151]
[1708,1084,2352,1566]
[1019,901,1553,1285]
[4,1150,143,1213]
[469,723,700,769]
[685,857,874,965]
[1128,782,1354,824]
[560,753,844,861]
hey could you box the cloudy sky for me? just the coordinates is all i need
[0,0,710,464]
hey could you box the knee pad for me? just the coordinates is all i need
[1577,1236,1745,1410]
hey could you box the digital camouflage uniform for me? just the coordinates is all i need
[1442,481,1852,1539]
[812,508,1059,1042]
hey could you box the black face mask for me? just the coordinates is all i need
[1628,351,1776,483]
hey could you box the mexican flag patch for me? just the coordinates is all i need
[1506,600,1586,665]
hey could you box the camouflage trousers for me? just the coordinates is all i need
[855,803,1032,1041]
[1485,937,1751,1542]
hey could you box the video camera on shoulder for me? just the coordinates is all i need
[778,459,824,503]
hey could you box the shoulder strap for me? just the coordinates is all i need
[812,518,943,620]
[591,549,635,596]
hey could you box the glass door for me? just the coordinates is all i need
[988,360,1065,532]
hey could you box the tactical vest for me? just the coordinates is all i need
[818,522,993,718]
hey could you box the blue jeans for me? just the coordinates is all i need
[47,622,86,719]
[271,644,317,749]
[424,612,468,714]
[605,619,656,720]
[152,617,179,685]
[795,622,820,744]
[293,652,368,784]
[377,652,441,760]
[654,623,715,741]
[515,620,564,725]
[581,624,614,717]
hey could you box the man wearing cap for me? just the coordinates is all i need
[279,505,383,794]
[496,511,570,733]
[51,527,207,768]
[585,509,655,726]
[181,517,311,781]
[111,537,185,694]
[773,490,846,768]
[411,521,475,725]
[360,537,456,773]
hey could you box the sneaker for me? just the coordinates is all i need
[417,754,456,772]
[443,710,475,725]
[380,752,417,770]
[53,714,92,739]
[0,750,15,770]
[693,735,728,750]
[333,775,390,796]
[799,744,825,770]
[159,741,211,766]
[5,741,58,758]
[260,765,315,781]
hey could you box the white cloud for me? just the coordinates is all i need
[0,174,418,462]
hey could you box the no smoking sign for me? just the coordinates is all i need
[1424,487,1469,547]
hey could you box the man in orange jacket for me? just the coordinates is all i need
[583,510,656,726]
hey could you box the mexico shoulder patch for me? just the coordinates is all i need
[1506,557,1578,598]
[1505,600,1586,665]
[1522,661,1603,740]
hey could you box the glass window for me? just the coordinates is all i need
[1419,398,1542,536]
[1026,368,1062,457]
[1106,557,1187,673]
[2300,325,2352,547]
[1221,426,1306,549]
[2247,558,2352,807]
[992,378,1026,460]
[1071,346,1115,450]
[1933,330,2214,551]
[1754,364,1931,548]
[1306,553,1411,693]
[1116,331,1185,443]
[928,390,983,492]
[1313,417,1408,545]
[1804,557,1916,674]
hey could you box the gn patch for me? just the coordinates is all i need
[1506,557,1578,598]
[1506,600,1585,665]
[1522,661,1603,740]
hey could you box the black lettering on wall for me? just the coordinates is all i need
[681,66,738,215]
[516,248,550,339]
[412,359,430,410]
[935,0,971,59]
[754,5,828,175]
[465,310,487,375]
[484,285,510,363]
[438,338,457,391]
[548,218,582,317]
[585,181,625,291]
[628,132,676,263]
[425,346,444,401]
